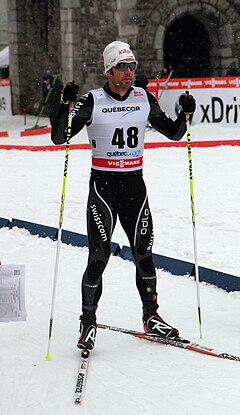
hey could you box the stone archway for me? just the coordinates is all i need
[164,15,210,78]
[139,1,239,79]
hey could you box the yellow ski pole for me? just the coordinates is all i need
[45,100,75,360]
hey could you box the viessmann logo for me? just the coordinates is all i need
[102,106,140,113]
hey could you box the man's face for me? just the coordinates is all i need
[106,58,137,91]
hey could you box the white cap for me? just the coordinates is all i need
[103,41,136,73]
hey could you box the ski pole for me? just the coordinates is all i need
[45,100,75,361]
[158,69,173,102]
[185,111,203,340]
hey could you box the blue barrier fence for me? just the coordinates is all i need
[1,217,239,292]
[120,245,240,292]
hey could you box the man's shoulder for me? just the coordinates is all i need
[131,87,153,103]
[132,86,147,96]
[90,87,105,98]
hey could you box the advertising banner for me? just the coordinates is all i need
[0,78,12,117]
[147,77,240,126]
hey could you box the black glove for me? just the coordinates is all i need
[62,81,79,103]
[179,91,196,113]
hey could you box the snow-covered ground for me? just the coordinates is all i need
[0,114,240,415]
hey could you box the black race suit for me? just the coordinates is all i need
[51,83,187,315]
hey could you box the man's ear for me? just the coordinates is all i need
[105,68,113,80]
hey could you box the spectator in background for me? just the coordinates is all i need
[160,67,169,79]
[42,71,63,126]
[0,67,9,78]
[153,66,173,80]
[226,61,239,77]
[134,74,148,90]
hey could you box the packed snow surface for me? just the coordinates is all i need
[0,115,240,414]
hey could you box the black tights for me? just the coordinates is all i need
[82,169,158,311]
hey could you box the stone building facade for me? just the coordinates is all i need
[0,0,8,51]
[5,0,240,114]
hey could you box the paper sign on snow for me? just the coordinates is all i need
[0,264,26,322]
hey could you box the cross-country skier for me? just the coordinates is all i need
[51,41,196,350]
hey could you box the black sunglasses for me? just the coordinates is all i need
[115,61,138,71]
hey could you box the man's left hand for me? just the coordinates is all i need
[179,91,196,113]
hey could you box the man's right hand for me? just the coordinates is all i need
[62,81,79,103]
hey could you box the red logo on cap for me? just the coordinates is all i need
[119,48,131,55]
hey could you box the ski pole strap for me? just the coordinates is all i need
[60,93,70,105]
[185,112,190,124]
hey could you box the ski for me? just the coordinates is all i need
[74,349,91,404]
[98,323,240,363]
